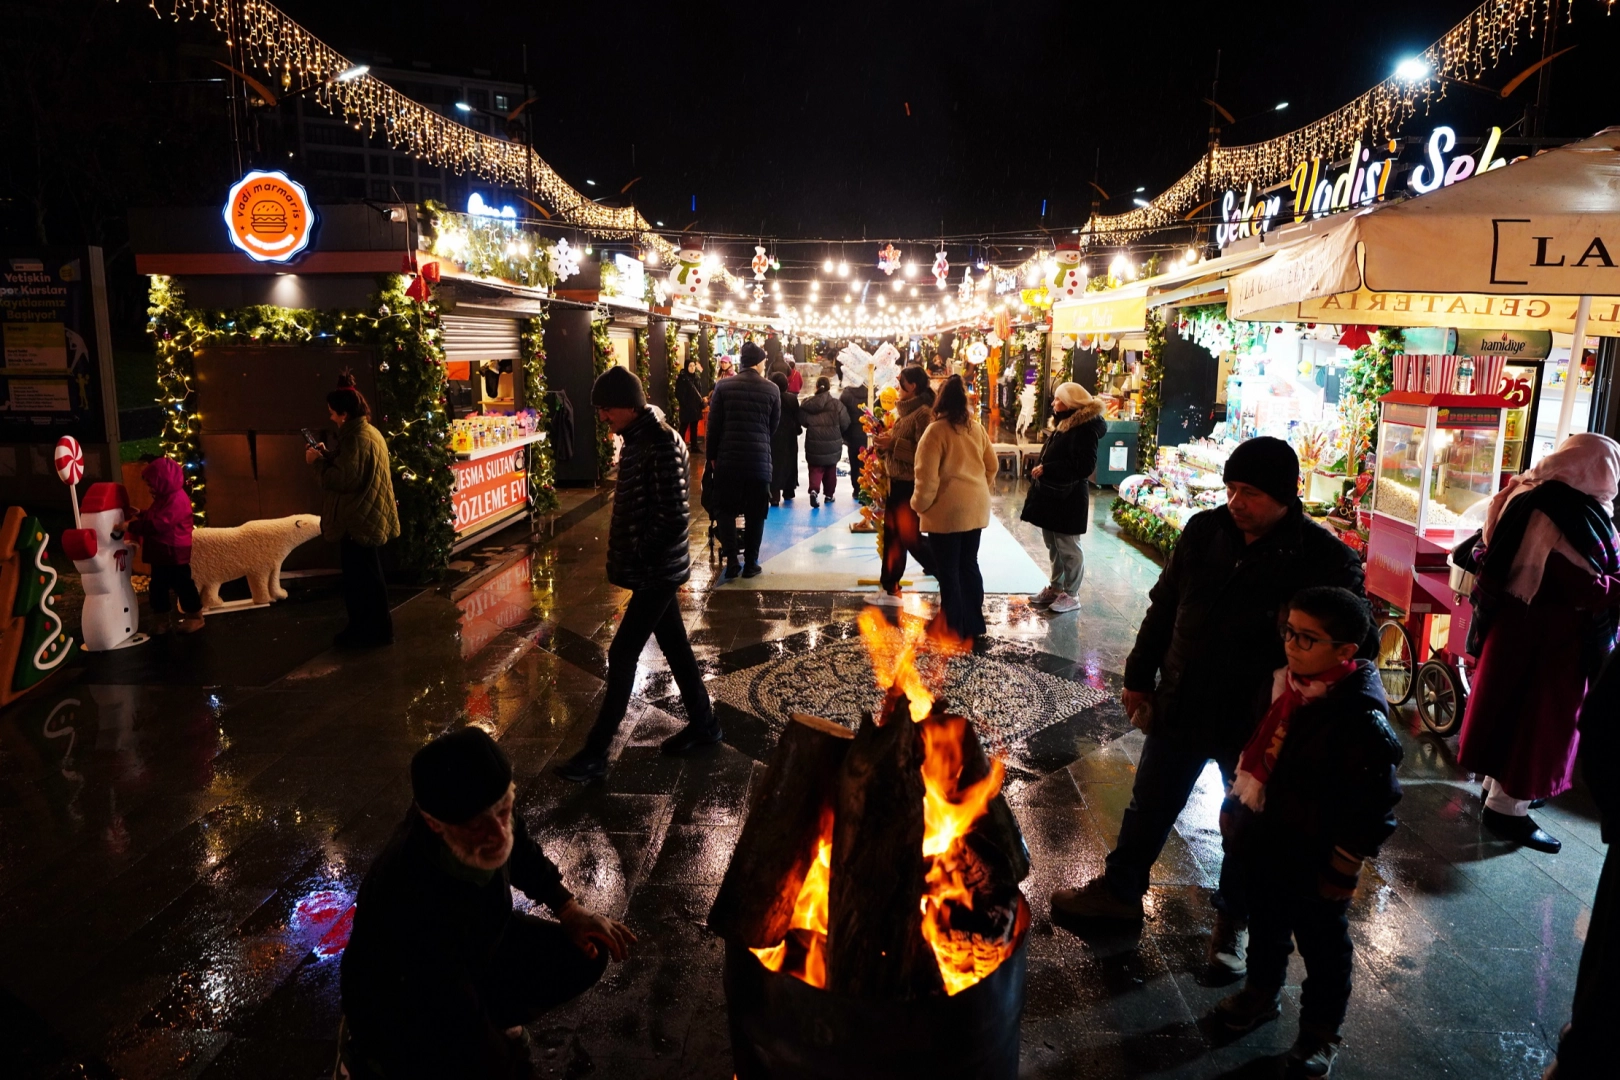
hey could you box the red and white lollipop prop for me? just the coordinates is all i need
[55,435,84,527]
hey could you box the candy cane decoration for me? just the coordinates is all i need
[54,436,84,527]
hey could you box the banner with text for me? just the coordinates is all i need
[452,446,529,535]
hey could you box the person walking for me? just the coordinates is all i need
[124,456,205,634]
[1457,432,1620,853]
[768,372,801,506]
[911,375,998,639]
[1022,382,1107,615]
[556,368,720,782]
[839,373,871,498]
[674,360,708,451]
[341,728,634,1078]
[704,341,780,579]
[1049,437,1370,982]
[799,376,849,509]
[306,374,399,648]
[871,366,936,601]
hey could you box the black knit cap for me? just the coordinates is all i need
[412,727,513,824]
[1223,436,1301,506]
[590,365,646,410]
[739,341,766,368]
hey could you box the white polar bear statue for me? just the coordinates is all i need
[60,483,142,651]
[192,514,322,610]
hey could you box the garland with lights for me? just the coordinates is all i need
[664,321,680,411]
[634,328,651,391]
[521,306,559,514]
[145,273,456,573]
[1137,310,1167,465]
[1112,497,1179,558]
[590,316,614,481]
[699,326,716,382]
[1340,328,1403,473]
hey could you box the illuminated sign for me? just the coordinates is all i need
[467,192,517,220]
[612,253,645,298]
[223,170,314,263]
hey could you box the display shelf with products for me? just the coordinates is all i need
[450,410,543,457]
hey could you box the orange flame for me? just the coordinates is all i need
[749,812,833,988]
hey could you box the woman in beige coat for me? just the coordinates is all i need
[911,375,999,639]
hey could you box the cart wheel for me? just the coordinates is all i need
[1376,620,1416,708]
[1415,660,1464,737]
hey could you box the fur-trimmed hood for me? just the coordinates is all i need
[1053,398,1105,431]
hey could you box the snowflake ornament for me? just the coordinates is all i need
[932,249,949,288]
[549,239,581,282]
[878,244,902,275]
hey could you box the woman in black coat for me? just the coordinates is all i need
[769,372,801,505]
[799,377,850,508]
[674,361,708,450]
[1021,382,1106,613]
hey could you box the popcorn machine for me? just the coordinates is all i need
[1367,389,1509,736]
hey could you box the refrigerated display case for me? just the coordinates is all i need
[1497,360,1541,477]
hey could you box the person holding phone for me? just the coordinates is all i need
[307,374,399,648]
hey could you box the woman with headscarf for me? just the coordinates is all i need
[1458,432,1620,853]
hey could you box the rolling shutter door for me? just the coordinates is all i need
[441,315,521,362]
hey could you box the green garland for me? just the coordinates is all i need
[521,305,559,514]
[664,321,680,410]
[1138,310,1167,466]
[698,325,715,382]
[590,317,614,481]
[145,273,455,574]
[1343,328,1402,406]
[634,328,651,389]
[424,201,557,290]
[1111,497,1178,558]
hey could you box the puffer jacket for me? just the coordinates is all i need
[840,385,870,451]
[607,408,692,590]
[315,416,400,548]
[125,457,194,565]
[705,367,780,484]
[1020,400,1106,535]
[882,394,933,482]
[1124,506,1369,754]
[799,391,849,466]
[1224,660,1402,875]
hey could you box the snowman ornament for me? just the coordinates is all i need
[667,241,707,297]
[60,482,145,651]
[1050,243,1086,300]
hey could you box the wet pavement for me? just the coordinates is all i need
[0,469,1606,1079]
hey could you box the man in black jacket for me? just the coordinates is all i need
[556,368,719,783]
[706,341,780,578]
[341,728,635,1079]
[1052,438,1370,975]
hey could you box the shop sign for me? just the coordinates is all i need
[452,446,529,533]
[223,170,314,263]
[1,249,110,443]
[1216,126,1508,248]
[1453,328,1551,360]
[1245,288,1620,337]
[1051,285,1148,336]
[1435,406,1502,428]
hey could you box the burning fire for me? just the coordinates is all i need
[750,811,834,988]
[752,610,1018,997]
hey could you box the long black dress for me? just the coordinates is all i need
[771,391,802,500]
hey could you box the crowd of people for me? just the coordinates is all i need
[328,349,1618,1080]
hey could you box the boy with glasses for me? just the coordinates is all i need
[1212,586,1402,1077]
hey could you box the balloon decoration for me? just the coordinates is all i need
[878,244,902,275]
[668,240,706,297]
[966,341,989,364]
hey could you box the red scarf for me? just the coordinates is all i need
[1231,660,1357,812]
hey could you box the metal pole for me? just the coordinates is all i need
[1555,294,1592,444]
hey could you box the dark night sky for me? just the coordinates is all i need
[276,0,1620,247]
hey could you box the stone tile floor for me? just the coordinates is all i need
[0,473,1605,1078]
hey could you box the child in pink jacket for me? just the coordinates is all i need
[124,457,204,633]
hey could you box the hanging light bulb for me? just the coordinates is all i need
[838,261,850,277]
[823,257,835,272]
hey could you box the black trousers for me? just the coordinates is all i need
[1104,733,1246,918]
[928,529,985,639]
[715,480,769,567]
[149,563,202,615]
[880,480,933,592]
[583,586,714,758]
[1558,840,1619,1076]
[350,915,607,1079]
[341,537,393,643]
[1244,857,1354,1034]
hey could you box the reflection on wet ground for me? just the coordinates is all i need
[0,479,1605,1079]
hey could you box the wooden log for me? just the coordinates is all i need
[708,712,852,947]
[922,705,1031,885]
[825,695,943,999]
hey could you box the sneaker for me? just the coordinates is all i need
[1211,986,1282,1033]
[661,719,724,755]
[826,493,836,503]
[1030,585,1059,607]
[869,591,903,607]
[1048,592,1081,614]
[555,751,608,783]
[810,492,820,508]
[1286,1026,1341,1077]
[1207,912,1249,978]
[741,563,764,578]
[1050,877,1144,922]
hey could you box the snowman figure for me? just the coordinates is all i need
[60,483,143,651]
[667,240,706,297]
[1050,243,1086,300]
